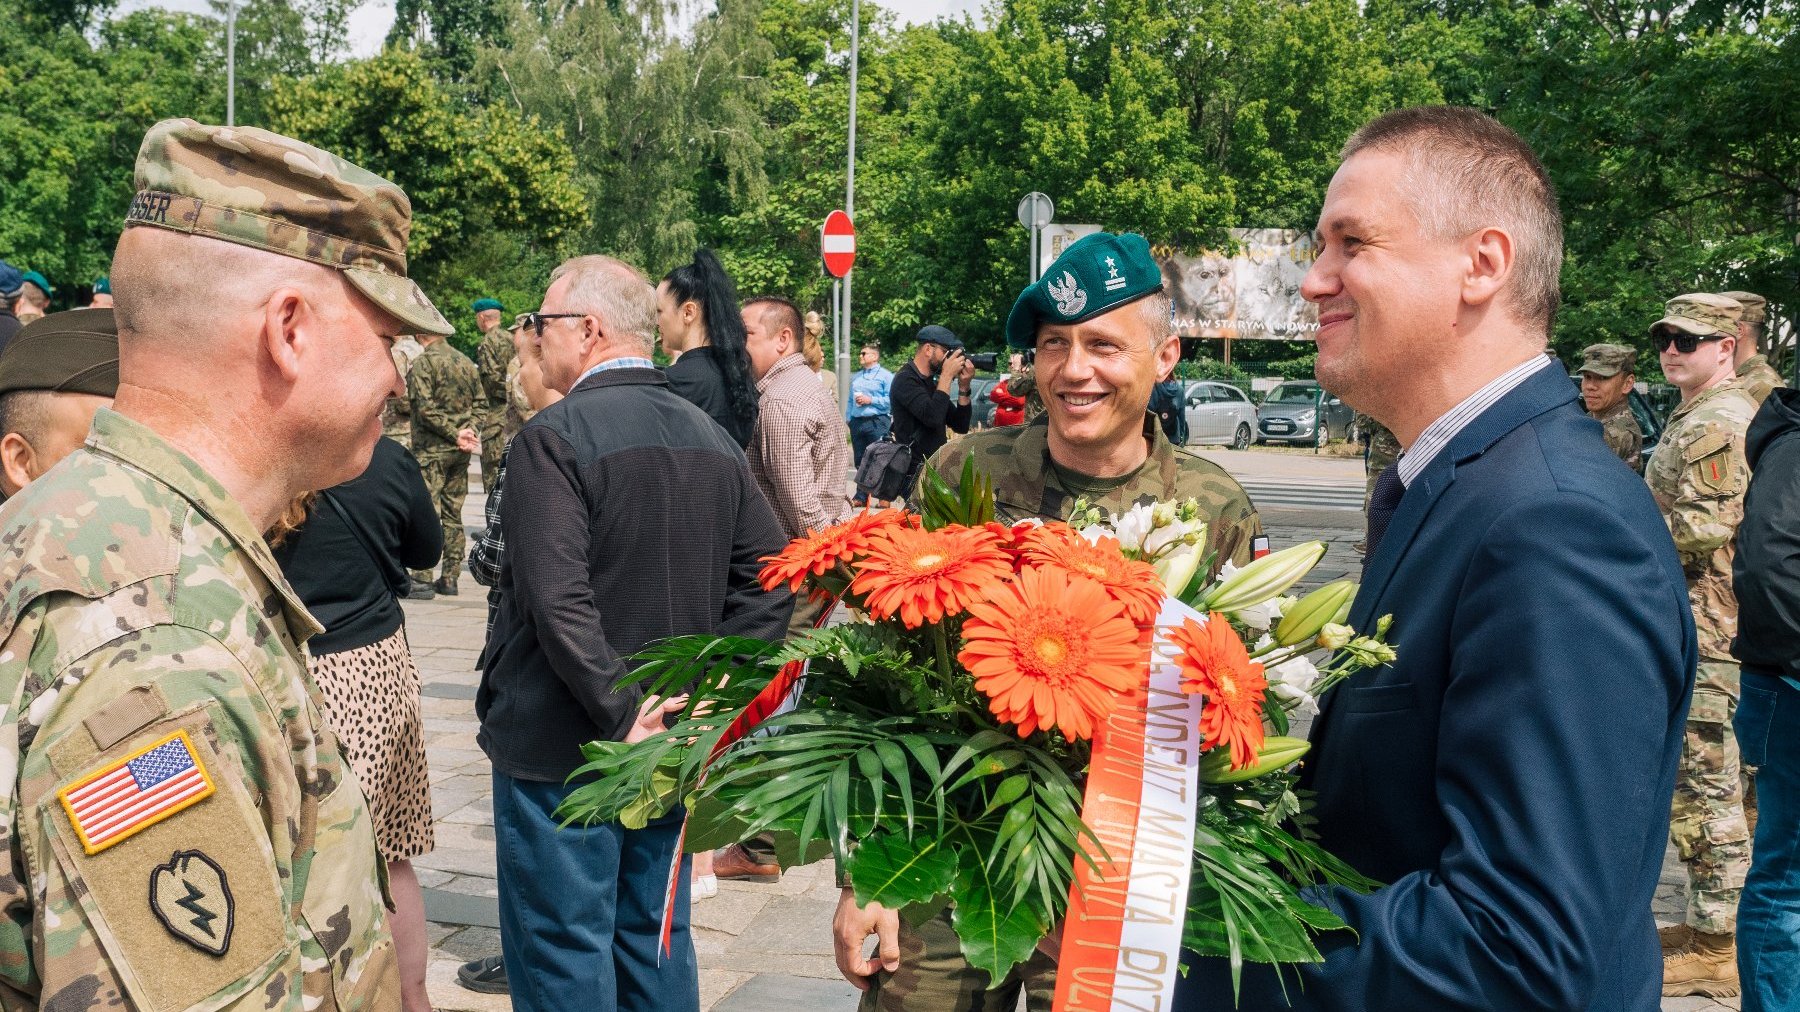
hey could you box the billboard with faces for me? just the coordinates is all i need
[1153,228,1320,341]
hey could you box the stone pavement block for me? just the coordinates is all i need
[702,969,757,1011]
[417,844,496,879]
[425,889,501,929]
[713,973,861,1011]
[436,924,503,960]
[691,884,778,936]
[435,872,500,898]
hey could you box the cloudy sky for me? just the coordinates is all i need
[116,0,985,57]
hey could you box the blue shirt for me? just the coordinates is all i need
[847,364,894,420]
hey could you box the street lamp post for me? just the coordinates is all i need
[226,0,237,126]
[836,0,859,412]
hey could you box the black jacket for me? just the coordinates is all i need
[889,361,970,464]
[479,367,793,781]
[0,305,18,357]
[665,345,757,447]
[1732,387,1800,681]
[273,437,442,655]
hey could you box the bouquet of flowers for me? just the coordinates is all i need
[559,462,1396,996]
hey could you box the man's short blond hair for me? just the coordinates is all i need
[1342,106,1564,334]
[548,255,656,353]
[110,229,345,342]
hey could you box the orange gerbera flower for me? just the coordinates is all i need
[759,509,912,592]
[959,566,1148,740]
[850,524,1013,627]
[1019,526,1165,625]
[1171,613,1268,769]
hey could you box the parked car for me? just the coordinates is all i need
[1257,381,1355,446]
[1182,381,1259,450]
[968,374,1000,428]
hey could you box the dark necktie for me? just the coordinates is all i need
[1363,463,1404,570]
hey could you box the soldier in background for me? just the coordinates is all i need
[1353,411,1400,554]
[409,328,482,598]
[15,271,51,326]
[472,297,512,491]
[0,309,118,503]
[841,233,1262,1010]
[1645,293,1760,998]
[1578,342,1644,472]
[502,312,540,444]
[1722,290,1785,406]
[0,117,430,1010]
[382,333,426,448]
[88,277,112,309]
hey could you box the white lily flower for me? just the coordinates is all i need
[1109,503,1155,553]
[1231,593,1294,633]
[1265,653,1322,716]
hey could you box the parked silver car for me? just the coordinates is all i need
[1183,381,1258,450]
[1257,381,1355,446]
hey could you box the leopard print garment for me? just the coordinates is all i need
[308,627,434,862]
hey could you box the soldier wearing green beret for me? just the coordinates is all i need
[15,270,51,326]
[1720,290,1786,406]
[0,118,454,1010]
[0,308,118,501]
[1647,292,1760,997]
[834,232,1262,1010]
[88,276,112,309]
[1577,342,1644,472]
[471,297,514,490]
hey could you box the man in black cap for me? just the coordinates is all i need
[888,324,973,489]
[0,308,119,501]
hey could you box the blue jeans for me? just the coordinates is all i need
[849,414,890,466]
[493,770,697,1012]
[1737,670,1800,1012]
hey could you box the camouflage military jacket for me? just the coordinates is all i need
[1646,382,1758,661]
[1592,398,1644,473]
[502,356,537,445]
[1355,413,1400,471]
[1734,354,1787,407]
[408,338,481,458]
[381,336,425,447]
[474,326,516,426]
[0,410,395,1010]
[926,414,1263,573]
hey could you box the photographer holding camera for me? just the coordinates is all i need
[888,324,974,489]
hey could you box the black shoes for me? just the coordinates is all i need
[457,954,508,994]
[433,576,459,597]
[406,578,436,600]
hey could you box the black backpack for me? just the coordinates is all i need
[854,435,915,502]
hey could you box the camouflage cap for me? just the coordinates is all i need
[1651,292,1741,339]
[1718,290,1766,326]
[125,118,453,337]
[0,309,119,399]
[1005,232,1165,349]
[1578,343,1636,378]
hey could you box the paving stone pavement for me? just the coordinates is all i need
[404,476,1736,1010]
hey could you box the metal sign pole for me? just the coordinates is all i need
[226,0,237,126]
[839,0,859,412]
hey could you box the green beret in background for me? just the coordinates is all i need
[0,309,119,398]
[20,271,51,298]
[1004,232,1165,349]
[125,118,453,337]
[472,298,504,313]
[93,277,110,296]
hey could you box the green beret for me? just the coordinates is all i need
[20,271,51,298]
[1577,343,1635,378]
[0,309,119,399]
[472,298,504,313]
[125,118,453,337]
[1004,232,1164,349]
[93,276,110,295]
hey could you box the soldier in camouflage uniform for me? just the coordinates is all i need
[1721,290,1786,406]
[1354,412,1400,509]
[1577,342,1644,472]
[381,333,425,448]
[409,331,482,597]
[835,233,1262,1012]
[0,118,457,1010]
[1644,294,1760,998]
[471,298,513,490]
[1003,358,1046,420]
[502,313,537,444]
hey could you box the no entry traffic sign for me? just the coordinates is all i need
[821,210,856,278]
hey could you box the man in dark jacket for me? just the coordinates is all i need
[0,261,23,355]
[1731,386,1800,1011]
[888,324,972,488]
[480,253,793,1011]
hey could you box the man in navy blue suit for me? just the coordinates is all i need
[1176,107,1695,1009]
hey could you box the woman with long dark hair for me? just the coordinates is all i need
[658,249,759,447]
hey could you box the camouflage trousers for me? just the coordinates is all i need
[416,450,470,580]
[1671,666,1753,935]
[478,408,504,496]
[858,908,1056,1012]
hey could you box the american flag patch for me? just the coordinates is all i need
[58,731,215,855]
[1252,535,1271,559]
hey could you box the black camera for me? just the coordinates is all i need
[966,350,1033,372]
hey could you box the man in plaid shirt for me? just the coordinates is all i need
[742,295,852,549]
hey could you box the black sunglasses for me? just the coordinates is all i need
[1653,329,1724,354]
[523,312,586,337]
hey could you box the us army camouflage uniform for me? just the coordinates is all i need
[1646,380,1759,935]
[1593,398,1644,473]
[0,410,396,1009]
[381,335,424,448]
[1735,354,1786,407]
[409,338,481,580]
[1355,413,1401,507]
[870,413,1262,1012]
[474,324,514,488]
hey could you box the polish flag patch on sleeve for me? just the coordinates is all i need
[1252,535,1271,559]
[59,730,216,855]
